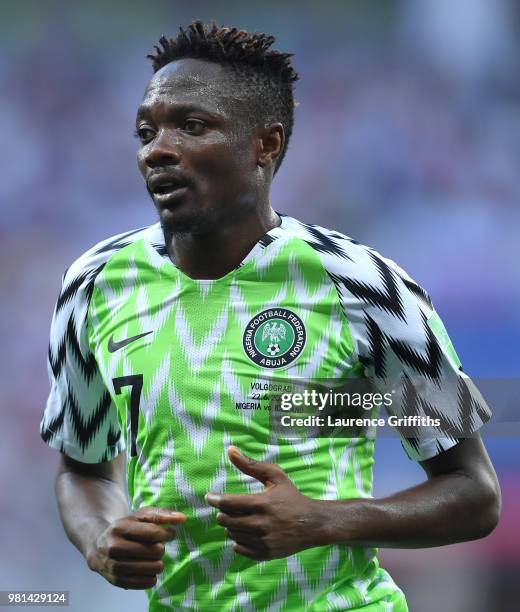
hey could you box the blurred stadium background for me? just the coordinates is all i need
[1,1,519,610]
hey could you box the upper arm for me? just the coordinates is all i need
[57,452,126,488]
[419,433,498,484]
[418,434,501,530]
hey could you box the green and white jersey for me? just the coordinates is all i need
[41,213,490,611]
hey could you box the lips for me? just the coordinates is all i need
[147,173,188,197]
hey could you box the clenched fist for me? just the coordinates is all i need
[86,507,187,590]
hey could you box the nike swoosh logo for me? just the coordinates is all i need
[108,331,153,353]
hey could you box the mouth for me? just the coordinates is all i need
[152,186,189,207]
[147,174,190,205]
[152,183,184,195]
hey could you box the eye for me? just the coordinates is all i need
[134,127,156,143]
[183,119,206,134]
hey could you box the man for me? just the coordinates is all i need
[40,20,501,611]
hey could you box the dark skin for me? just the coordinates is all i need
[55,57,501,587]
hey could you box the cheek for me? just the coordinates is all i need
[136,149,147,177]
[191,140,255,184]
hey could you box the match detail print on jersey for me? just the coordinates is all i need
[242,307,306,369]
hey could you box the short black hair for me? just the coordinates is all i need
[147,20,299,174]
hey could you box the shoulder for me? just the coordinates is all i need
[279,213,431,308]
[57,223,160,308]
[50,223,160,346]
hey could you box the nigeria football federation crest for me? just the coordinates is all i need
[243,308,306,369]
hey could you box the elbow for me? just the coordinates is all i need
[472,475,501,539]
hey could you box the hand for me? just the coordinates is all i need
[86,507,187,589]
[206,446,323,561]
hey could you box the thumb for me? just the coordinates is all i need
[227,446,287,486]
[134,507,187,525]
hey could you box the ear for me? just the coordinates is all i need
[257,123,285,170]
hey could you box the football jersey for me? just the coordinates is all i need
[40,212,490,611]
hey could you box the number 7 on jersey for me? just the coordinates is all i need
[112,375,143,457]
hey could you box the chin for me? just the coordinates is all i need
[158,207,214,236]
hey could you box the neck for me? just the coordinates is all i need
[163,207,281,280]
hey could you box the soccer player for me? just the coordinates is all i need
[40,21,501,611]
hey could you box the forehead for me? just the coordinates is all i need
[138,58,241,118]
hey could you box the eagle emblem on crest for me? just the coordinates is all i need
[262,321,287,343]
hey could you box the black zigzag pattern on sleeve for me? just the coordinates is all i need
[326,271,345,299]
[398,376,422,438]
[413,386,462,436]
[329,230,359,244]
[398,376,458,445]
[55,263,106,314]
[55,268,92,313]
[457,377,491,432]
[107,426,122,449]
[402,278,433,308]
[40,404,66,443]
[49,265,107,385]
[359,310,442,382]
[365,313,387,377]
[399,377,458,457]
[337,252,406,322]
[66,311,100,384]
[48,338,66,380]
[300,223,353,260]
[99,448,112,463]
[85,264,108,303]
[68,386,114,450]
[387,311,442,381]
[402,437,421,454]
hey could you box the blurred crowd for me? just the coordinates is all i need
[1,1,518,610]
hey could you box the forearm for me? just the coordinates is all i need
[55,470,130,559]
[312,470,500,549]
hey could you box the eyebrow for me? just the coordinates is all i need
[136,102,225,122]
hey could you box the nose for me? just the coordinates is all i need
[144,129,182,168]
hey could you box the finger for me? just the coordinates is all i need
[111,559,164,576]
[227,446,287,486]
[216,512,266,535]
[205,492,263,514]
[232,542,265,561]
[114,521,179,544]
[109,540,166,561]
[111,574,158,590]
[134,507,187,525]
[225,528,264,549]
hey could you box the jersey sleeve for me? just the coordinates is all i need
[293,218,492,462]
[336,249,491,461]
[40,248,126,463]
